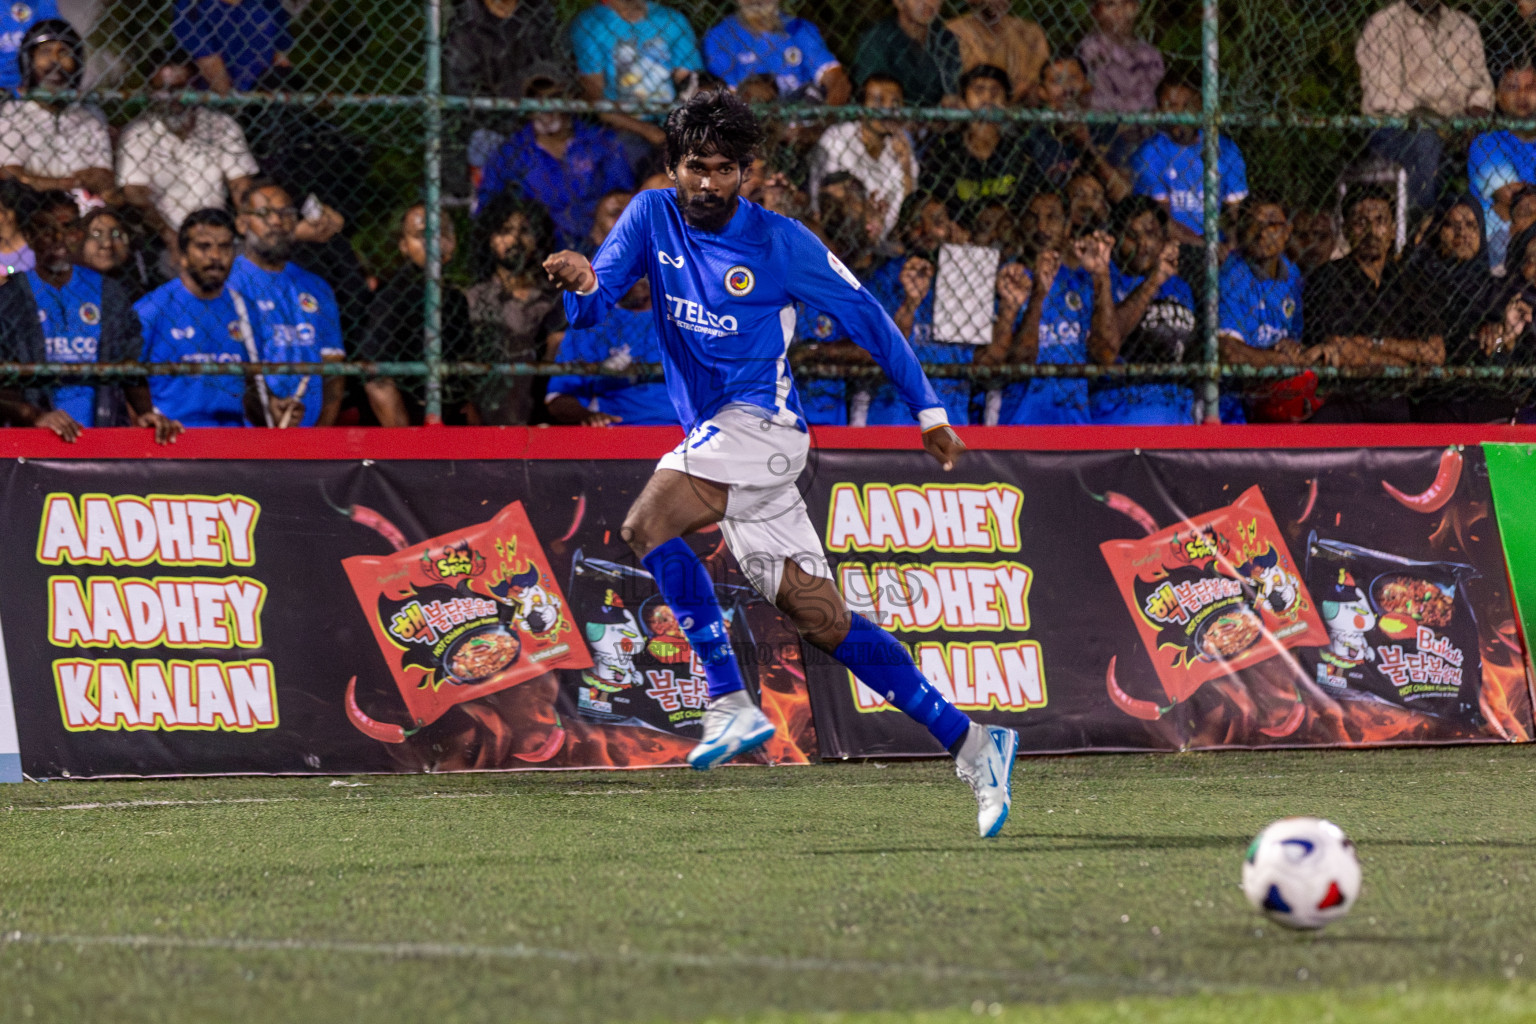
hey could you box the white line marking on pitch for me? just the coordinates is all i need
[0,931,1019,982]
[12,797,300,811]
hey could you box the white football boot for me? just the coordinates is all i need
[953,723,1019,837]
[686,689,777,770]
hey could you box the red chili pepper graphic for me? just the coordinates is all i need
[1297,478,1318,525]
[349,504,408,551]
[556,494,587,543]
[1101,491,1158,535]
[344,676,413,743]
[1105,656,1166,720]
[1259,700,1307,738]
[513,718,568,762]
[1382,447,1463,513]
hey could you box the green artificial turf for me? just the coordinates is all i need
[1,746,1534,1023]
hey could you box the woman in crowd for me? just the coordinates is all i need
[1410,196,1524,422]
[78,207,157,302]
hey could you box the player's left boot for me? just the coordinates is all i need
[686,690,777,771]
[953,723,1019,837]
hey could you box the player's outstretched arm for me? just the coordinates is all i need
[543,251,597,295]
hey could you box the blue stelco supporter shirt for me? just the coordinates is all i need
[0,0,58,93]
[865,257,972,427]
[792,301,849,425]
[702,14,840,96]
[1091,263,1197,425]
[1217,254,1303,350]
[26,267,105,426]
[1129,131,1249,237]
[136,279,249,427]
[564,189,944,432]
[477,122,636,249]
[996,263,1096,425]
[228,256,343,427]
[172,0,291,92]
[1469,130,1536,267]
[547,304,678,425]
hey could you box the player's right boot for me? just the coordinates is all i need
[686,689,777,770]
[953,723,1019,837]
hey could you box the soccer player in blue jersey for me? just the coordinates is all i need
[230,179,345,427]
[543,90,1018,836]
[0,194,181,443]
[136,209,255,427]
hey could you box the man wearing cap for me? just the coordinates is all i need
[0,19,111,199]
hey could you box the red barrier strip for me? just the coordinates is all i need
[2,424,1535,460]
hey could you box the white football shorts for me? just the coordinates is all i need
[656,404,833,601]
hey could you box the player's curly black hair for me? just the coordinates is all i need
[663,89,765,171]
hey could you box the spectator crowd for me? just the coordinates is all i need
[2,0,1535,436]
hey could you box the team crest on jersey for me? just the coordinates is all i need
[784,46,802,67]
[11,4,31,23]
[228,321,243,341]
[813,314,833,339]
[78,302,100,326]
[1282,298,1296,319]
[299,292,320,314]
[724,265,755,296]
[1065,291,1083,312]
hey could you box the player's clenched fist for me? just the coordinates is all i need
[543,250,597,294]
[922,424,965,472]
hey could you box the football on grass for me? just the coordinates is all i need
[1241,817,1362,930]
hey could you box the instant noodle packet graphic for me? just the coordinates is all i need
[1301,533,1484,725]
[342,501,592,727]
[1100,485,1328,702]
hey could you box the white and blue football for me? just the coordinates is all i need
[1241,817,1362,930]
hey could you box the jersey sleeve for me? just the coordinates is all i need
[665,9,703,72]
[1216,262,1249,341]
[1219,136,1249,205]
[313,278,345,358]
[782,220,944,427]
[562,192,651,329]
[701,22,733,81]
[796,20,840,81]
[1129,140,1166,200]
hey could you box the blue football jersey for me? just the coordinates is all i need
[565,188,943,432]
[864,258,973,427]
[1217,254,1303,351]
[996,263,1096,425]
[1090,263,1196,425]
[26,267,104,426]
[547,304,678,425]
[136,279,249,427]
[228,256,343,427]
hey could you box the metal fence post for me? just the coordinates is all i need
[422,0,445,425]
[1200,0,1221,424]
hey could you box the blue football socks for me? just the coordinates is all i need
[641,537,746,699]
[832,612,971,750]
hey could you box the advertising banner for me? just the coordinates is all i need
[1485,443,1536,678]
[801,445,1534,758]
[0,437,1529,778]
[0,458,817,778]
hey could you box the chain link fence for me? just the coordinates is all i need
[0,0,1532,429]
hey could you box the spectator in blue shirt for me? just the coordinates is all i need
[230,179,345,427]
[570,0,702,172]
[0,193,180,443]
[0,0,57,94]
[1469,59,1536,271]
[477,73,635,249]
[172,0,292,94]
[864,191,977,426]
[1217,195,1317,422]
[703,0,850,104]
[980,190,1119,424]
[1092,195,1197,424]
[546,277,676,425]
[1128,73,1248,243]
[136,208,254,427]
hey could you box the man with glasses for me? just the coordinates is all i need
[228,178,344,427]
[0,192,181,442]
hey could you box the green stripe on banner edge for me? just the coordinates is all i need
[1483,443,1536,708]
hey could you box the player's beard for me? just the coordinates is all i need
[679,187,737,233]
